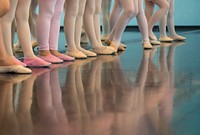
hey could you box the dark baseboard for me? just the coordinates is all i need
[60,26,200,32]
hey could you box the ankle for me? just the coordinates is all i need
[39,50,51,56]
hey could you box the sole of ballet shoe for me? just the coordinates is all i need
[0,65,32,74]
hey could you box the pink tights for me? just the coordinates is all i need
[36,0,65,51]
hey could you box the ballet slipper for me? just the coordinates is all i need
[149,33,158,41]
[12,57,27,66]
[39,54,63,64]
[0,65,32,74]
[55,53,75,61]
[23,57,51,68]
[80,32,89,44]
[150,40,161,45]
[78,48,97,57]
[159,36,173,42]
[109,42,118,52]
[66,50,87,59]
[170,35,186,41]
[105,39,127,49]
[92,46,115,55]
[142,40,153,49]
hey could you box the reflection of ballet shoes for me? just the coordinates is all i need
[0,65,32,74]
[92,46,115,55]
[66,50,87,59]
[159,36,173,42]
[170,35,186,41]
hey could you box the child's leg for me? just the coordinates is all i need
[36,0,57,51]
[1,0,17,57]
[109,0,122,31]
[101,0,112,37]
[94,0,103,43]
[15,0,36,58]
[108,0,136,46]
[64,0,79,51]
[147,0,169,36]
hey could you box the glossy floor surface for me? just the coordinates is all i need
[1,29,200,135]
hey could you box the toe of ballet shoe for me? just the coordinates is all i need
[56,54,75,61]
[80,49,97,57]
[142,41,153,49]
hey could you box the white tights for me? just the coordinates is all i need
[159,0,177,37]
[1,0,36,58]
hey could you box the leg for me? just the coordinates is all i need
[107,0,136,52]
[109,0,122,31]
[74,0,97,57]
[167,0,185,40]
[84,0,114,54]
[101,0,112,39]
[64,0,87,58]
[136,0,152,49]
[147,0,169,39]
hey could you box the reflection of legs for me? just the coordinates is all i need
[1,82,20,135]
[101,0,112,39]
[16,77,35,135]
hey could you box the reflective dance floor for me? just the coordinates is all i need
[0,29,200,135]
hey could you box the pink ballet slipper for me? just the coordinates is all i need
[23,57,51,68]
[39,54,63,64]
[13,57,27,66]
[55,53,75,61]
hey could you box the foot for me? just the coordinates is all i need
[170,35,186,41]
[39,53,63,64]
[23,57,51,68]
[12,57,27,66]
[32,41,38,50]
[78,48,97,57]
[80,32,89,44]
[149,32,157,41]
[142,40,153,49]
[50,50,75,61]
[159,36,173,42]
[150,40,161,45]
[101,35,108,41]
[66,49,87,59]
[92,46,115,55]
